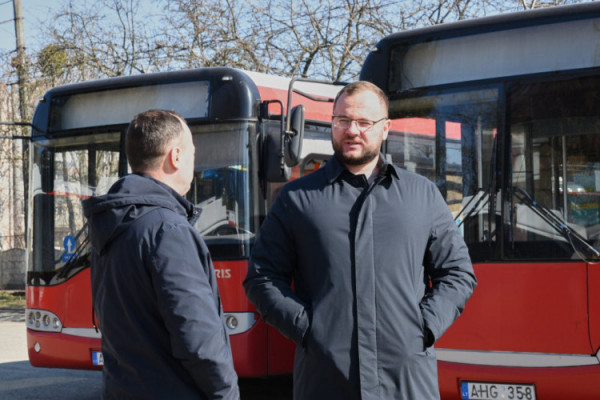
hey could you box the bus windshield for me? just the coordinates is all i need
[188,122,253,260]
[29,132,121,286]
[28,121,255,286]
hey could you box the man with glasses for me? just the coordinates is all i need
[244,81,476,399]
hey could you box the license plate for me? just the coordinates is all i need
[92,351,104,366]
[461,381,536,400]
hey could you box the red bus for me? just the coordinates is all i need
[25,68,340,376]
[360,3,600,399]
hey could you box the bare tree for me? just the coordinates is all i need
[36,0,168,82]
[245,0,396,81]
[158,0,263,70]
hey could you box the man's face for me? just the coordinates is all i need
[331,90,389,168]
[175,120,195,195]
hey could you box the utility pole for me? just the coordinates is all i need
[13,0,28,122]
[12,0,28,249]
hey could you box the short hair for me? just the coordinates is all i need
[333,81,389,117]
[126,109,185,172]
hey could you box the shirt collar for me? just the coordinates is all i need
[380,155,399,180]
[325,153,399,184]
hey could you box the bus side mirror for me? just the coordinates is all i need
[264,126,291,183]
[284,105,304,167]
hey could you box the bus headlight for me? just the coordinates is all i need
[223,313,257,335]
[225,315,238,330]
[26,309,62,333]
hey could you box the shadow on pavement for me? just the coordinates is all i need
[0,360,102,400]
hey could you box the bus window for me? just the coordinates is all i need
[388,87,498,261]
[507,76,600,259]
[30,133,121,285]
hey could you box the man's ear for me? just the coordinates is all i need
[382,119,391,141]
[168,146,181,170]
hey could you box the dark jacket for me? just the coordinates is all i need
[244,156,476,400]
[82,173,239,399]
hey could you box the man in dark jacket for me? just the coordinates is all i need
[83,110,239,399]
[244,82,477,399]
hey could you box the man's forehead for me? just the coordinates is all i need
[335,90,386,111]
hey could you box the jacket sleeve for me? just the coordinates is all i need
[243,190,311,345]
[420,184,477,343]
[150,222,239,399]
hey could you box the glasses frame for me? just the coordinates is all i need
[331,115,388,132]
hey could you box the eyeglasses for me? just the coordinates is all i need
[332,116,387,132]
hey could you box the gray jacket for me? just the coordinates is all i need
[244,156,476,400]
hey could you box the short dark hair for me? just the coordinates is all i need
[126,109,185,172]
[333,81,389,117]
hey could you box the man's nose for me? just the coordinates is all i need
[345,120,361,135]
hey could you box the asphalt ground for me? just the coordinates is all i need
[0,306,28,362]
[0,307,292,399]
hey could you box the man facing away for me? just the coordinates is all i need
[83,110,239,399]
[244,81,477,399]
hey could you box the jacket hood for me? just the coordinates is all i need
[82,173,197,253]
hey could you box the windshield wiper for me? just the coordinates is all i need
[454,187,490,228]
[512,187,600,260]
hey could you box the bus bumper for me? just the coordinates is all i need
[27,329,102,370]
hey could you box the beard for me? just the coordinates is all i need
[332,139,380,166]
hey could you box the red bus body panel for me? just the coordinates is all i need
[438,262,591,354]
[436,261,600,399]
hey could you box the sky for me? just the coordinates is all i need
[0,0,60,54]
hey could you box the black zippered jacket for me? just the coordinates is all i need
[83,173,239,399]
